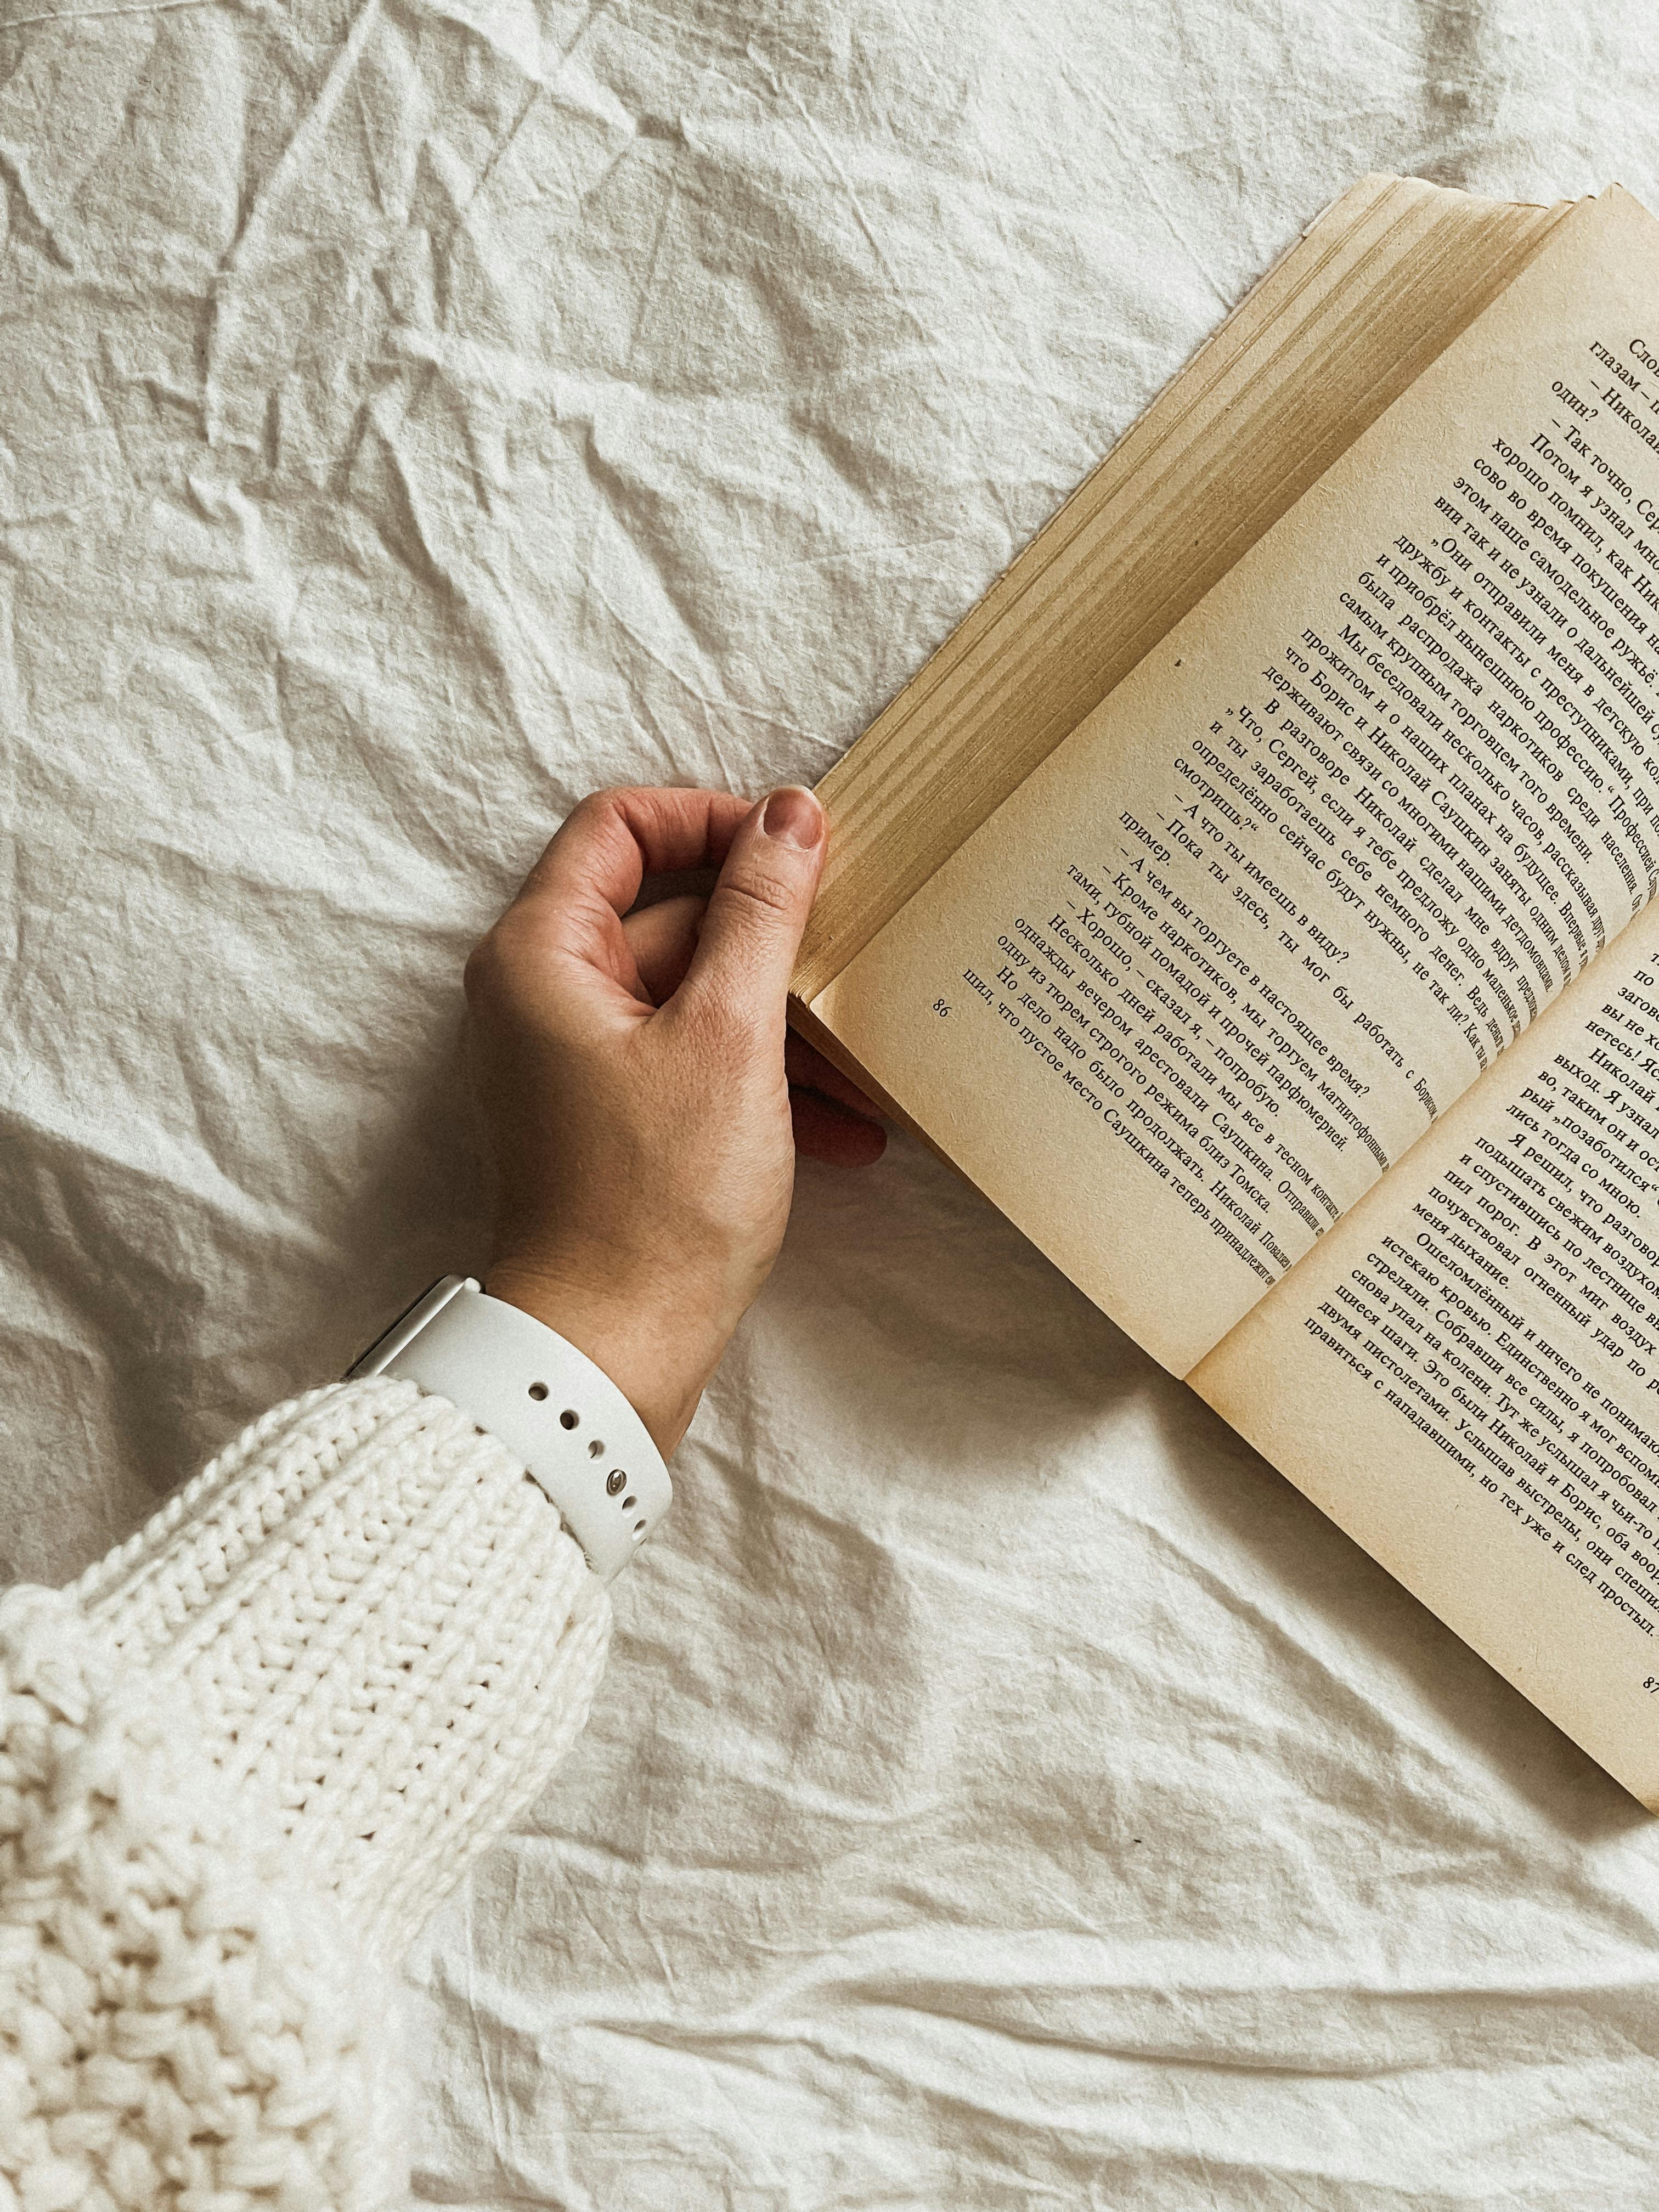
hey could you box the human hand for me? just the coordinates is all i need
[463,786,885,1454]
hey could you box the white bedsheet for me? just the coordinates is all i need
[6,1,1659,2203]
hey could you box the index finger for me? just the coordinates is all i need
[512,786,754,955]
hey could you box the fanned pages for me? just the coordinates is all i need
[793,175,1570,1008]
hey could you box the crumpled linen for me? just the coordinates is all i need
[4,1,1659,2204]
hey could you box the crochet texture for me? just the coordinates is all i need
[0,1378,612,2207]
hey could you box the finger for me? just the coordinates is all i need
[679,787,826,1033]
[510,788,752,962]
[785,1031,887,1121]
[622,894,706,1006]
[791,1088,888,1166]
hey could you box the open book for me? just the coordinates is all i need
[790,174,1659,1805]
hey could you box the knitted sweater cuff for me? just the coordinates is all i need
[72,1378,612,1959]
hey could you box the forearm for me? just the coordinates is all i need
[0,1376,611,2200]
[0,777,870,2200]
[74,1374,612,1957]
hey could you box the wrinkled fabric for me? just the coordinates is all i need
[4,2,1659,2205]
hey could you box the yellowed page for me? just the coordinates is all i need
[1193,901,1659,1804]
[815,186,1659,1373]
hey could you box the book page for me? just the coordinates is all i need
[1193,900,1659,1805]
[814,187,1659,1373]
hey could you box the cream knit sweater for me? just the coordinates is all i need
[0,1375,613,2207]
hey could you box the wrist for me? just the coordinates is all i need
[483,1258,721,1456]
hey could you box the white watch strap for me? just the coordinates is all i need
[347,1276,672,1581]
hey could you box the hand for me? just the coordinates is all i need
[463,785,885,1454]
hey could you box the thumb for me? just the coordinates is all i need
[680,786,826,1028]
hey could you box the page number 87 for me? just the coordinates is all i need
[1644,1677,1659,1694]
[933,997,951,1017]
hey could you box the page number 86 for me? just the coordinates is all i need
[933,997,951,1017]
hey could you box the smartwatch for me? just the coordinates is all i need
[347,1276,672,1581]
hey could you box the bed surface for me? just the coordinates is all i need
[5,1,1659,2203]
